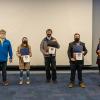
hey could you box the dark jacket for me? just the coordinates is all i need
[96,43,100,58]
[40,37,60,57]
[67,41,87,64]
[96,43,100,65]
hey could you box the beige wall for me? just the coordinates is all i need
[0,0,92,65]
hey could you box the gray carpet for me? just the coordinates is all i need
[0,72,100,100]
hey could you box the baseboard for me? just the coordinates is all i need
[4,65,98,71]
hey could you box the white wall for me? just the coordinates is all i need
[0,0,92,65]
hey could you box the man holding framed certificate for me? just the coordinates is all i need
[67,33,87,88]
[40,29,60,83]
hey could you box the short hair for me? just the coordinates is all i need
[46,29,52,33]
[0,29,6,34]
[74,33,80,37]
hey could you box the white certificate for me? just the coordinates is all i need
[48,47,56,54]
[75,53,83,60]
[22,55,30,63]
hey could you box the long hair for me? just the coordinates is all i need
[21,37,29,48]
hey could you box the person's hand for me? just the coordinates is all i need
[97,50,100,53]
[44,52,49,55]
[29,53,32,57]
[97,50,100,56]
[17,54,21,57]
[9,59,13,63]
[82,51,85,57]
[98,51,100,56]
[98,50,100,52]
[52,38,57,42]
[71,58,75,61]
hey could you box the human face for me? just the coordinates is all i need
[0,32,6,39]
[74,33,80,42]
[22,37,28,46]
[46,31,52,37]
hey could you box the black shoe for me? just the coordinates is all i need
[52,80,57,84]
[46,80,51,83]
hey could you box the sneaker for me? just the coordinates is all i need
[68,82,75,88]
[19,80,23,85]
[26,80,30,85]
[3,81,9,86]
[79,82,86,88]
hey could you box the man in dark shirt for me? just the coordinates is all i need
[40,29,60,83]
[67,33,87,88]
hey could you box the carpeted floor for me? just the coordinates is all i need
[0,72,100,100]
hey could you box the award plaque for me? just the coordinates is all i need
[74,53,83,60]
[48,47,56,54]
[22,55,30,63]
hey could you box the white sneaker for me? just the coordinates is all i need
[26,80,30,85]
[19,80,23,85]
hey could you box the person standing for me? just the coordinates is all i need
[40,29,60,83]
[16,37,32,85]
[67,33,87,88]
[96,38,100,73]
[0,29,13,86]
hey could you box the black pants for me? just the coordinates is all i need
[45,56,57,81]
[0,62,7,82]
[70,61,83,83]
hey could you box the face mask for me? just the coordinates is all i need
[47,34,51,37]
[75,38,79,42]
[23,40,28,44]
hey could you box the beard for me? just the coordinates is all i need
[74,38,80,42]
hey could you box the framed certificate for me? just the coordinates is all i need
[22,55,30,63]
[74,53,83,60]
[48,47,56,54]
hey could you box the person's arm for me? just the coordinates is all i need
[83,43,88,56]
[96,44,100,55]
[67,43,72,61]
[8,41,13,63]
[48,38,60,49]
[40,39,48,55]
[53,38,60,49]
[29,45,32,57]
[16,46,21,57]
